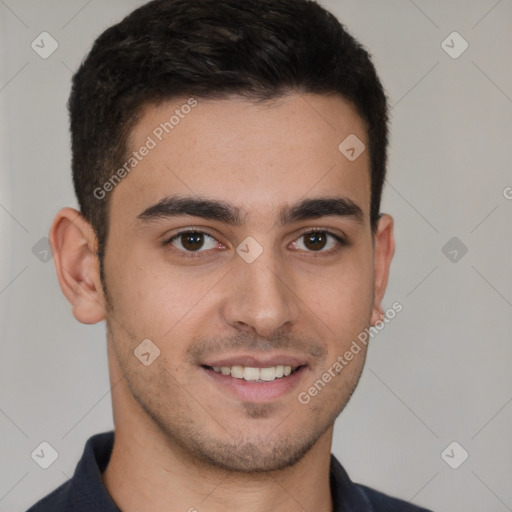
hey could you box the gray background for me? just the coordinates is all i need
[1,1,511,511]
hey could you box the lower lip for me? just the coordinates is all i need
[201,366,308,403]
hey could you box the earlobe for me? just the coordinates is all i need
[49,207,107,324]
[370,214,395,326]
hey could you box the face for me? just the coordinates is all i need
[58,93,394,473]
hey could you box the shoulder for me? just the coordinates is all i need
[25,480,71,512]
[356,483,434,512]
[329,454,434,512]
[25,431,116,512]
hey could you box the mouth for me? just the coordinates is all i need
[200,363,309,402]
[201,364,304,382]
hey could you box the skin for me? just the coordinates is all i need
[50,93,394,512]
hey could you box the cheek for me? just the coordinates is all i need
[296,248,374,331]
[103,241,221,338]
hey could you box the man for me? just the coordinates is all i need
[27,0,433,510]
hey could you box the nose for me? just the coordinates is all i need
[221,249,301,338]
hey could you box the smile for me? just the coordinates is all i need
[201,364,308,402]
[204,364,301,382]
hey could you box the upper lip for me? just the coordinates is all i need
[201,354,309,368]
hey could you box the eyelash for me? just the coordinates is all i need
[162,228,347,258]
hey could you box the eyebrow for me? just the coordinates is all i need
[136,194,364,226]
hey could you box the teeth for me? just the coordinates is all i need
[231,366,244,379]
[210,365,296,381]
[243,367,260,380]
[259,367,276,381]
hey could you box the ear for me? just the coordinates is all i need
[49,207,107,324]
[370,214,395,326]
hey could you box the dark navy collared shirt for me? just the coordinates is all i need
[26,431,433,511]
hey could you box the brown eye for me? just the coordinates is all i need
[304,231,328,251]
[291,230,345,253]
[181,232,205,251]
[165,231,219,253]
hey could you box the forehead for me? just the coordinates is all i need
[110,93,371,221]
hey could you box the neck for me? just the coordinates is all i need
[102,342,334,512]
[102,422,334,512]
